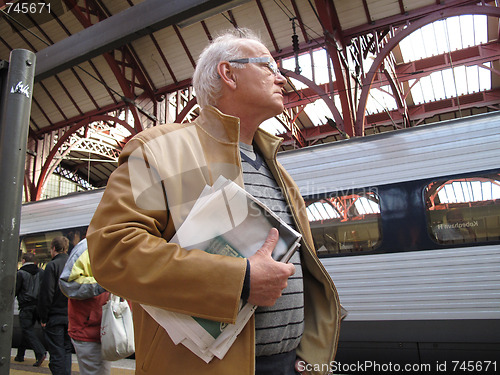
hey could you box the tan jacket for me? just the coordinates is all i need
[87,106,340,375]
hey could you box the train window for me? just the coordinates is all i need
[425,173,500,245]
[19,226,88,268]
[305,191,382,255]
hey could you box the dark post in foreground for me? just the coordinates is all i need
[0,49,36,375]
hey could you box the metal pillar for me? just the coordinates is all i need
[0,49,36,374]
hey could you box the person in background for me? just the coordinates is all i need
[66,229,83,254]
[15,252,47,367]
[59,238,112,375]
[38,236,72,375]
[87,28,341,375]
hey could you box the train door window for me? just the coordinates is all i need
[305,190,382,255]
[19,226,88,268]
[20,231,63,268]
[425,172,500,245]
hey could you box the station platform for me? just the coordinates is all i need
[10,349,135,374]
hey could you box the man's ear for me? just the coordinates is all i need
[217,61,237,90]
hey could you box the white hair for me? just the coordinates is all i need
[192,28,263,108]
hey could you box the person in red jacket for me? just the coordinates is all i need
[59,238,112,375]
[68,293,111,375]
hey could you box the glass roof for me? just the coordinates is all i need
[261,14,492,136]
[437,178,500,204]
[399,15,490,105]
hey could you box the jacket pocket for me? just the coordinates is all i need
[140,324,162,373]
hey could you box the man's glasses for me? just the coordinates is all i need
[228,57,281,76]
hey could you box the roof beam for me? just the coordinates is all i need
[256,0,279,53]
[362,0,372,24]
[173,25,196,68]
[34,0,235,81]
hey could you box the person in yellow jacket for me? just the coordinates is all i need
[87,28,341,375]
[59,239,112,375]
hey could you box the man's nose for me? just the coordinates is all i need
[275,71,286,86]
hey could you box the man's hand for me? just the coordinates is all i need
[247,228,295,306]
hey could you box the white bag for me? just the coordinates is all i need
[100,294,135,361]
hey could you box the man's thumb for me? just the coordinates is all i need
[260,228,279,256]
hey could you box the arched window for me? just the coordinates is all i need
[306,190,382,255]
[425,172,500,245]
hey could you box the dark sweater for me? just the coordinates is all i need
[16,263,44,308]
[38,253,69,324]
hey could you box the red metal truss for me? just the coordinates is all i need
[381,52,410,128]
[31,115,134,201]
[314,0,355,137]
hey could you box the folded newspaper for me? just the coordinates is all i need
[142,176,302,362]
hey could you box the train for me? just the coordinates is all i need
[18,111,500,364]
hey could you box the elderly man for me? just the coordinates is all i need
[87,29,340,375]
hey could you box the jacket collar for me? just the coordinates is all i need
[52,252,67,261]
[196,105,283,160]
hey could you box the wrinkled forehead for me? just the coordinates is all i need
[237,39,271,57]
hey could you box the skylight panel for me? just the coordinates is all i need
[453,66,468,96]
[466,65,480,93]
[460,15,475,48]
[478,62,492,91]
[298,53,313,81]
[441,68,457,98]
[433,20,449,55]
[260,117,286,135]
[437,180,500,204]
[445,16,462,51]
[408,79,423,104]
[460,181,472,202]
[420,26,438,57]
[282,49,334,88]
[313,49,331,85]
[306,204,320,221]
[365,85,398,114]
[354,196,380,215]
[307,201,340,222]
[304,100,332,126]
[419,75,435,102]
[282,58,306,89]
[473,15,487,44]
[432,72,446,100]
[399,15,488,63]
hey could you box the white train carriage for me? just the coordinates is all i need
[279,111,500,363]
